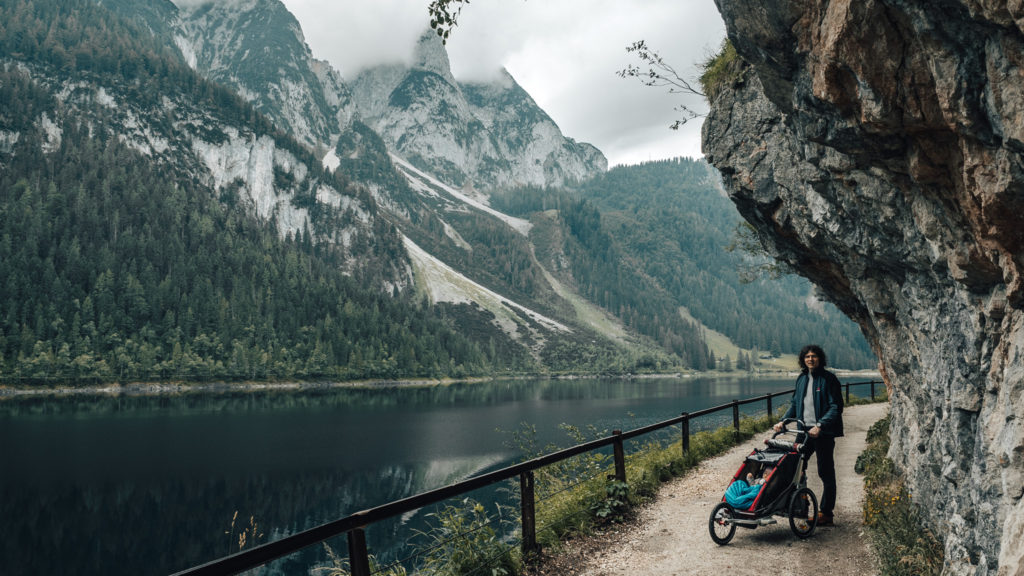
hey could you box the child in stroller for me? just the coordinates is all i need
[708,418,819,544]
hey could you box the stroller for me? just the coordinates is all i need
[708,418,818,544]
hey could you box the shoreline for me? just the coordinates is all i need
[0,369,882,399]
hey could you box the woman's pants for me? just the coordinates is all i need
[812,435,837,514]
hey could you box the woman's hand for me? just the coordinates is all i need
[808,425,821,438]
[773,421,784,433]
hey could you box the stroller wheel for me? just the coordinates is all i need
[708,502,737,545]
[788,487,818,538]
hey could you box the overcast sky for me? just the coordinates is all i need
[280,0,726,167]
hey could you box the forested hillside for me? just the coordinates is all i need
[584,158,875,368]
[0,0,503,383]
[0,126,500,382]
[492,158,876,369]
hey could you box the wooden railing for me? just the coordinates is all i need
[171,380,884,576]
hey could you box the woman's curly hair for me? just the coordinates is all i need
[798,344,827,371]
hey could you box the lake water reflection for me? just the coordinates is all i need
[0,376,794,575]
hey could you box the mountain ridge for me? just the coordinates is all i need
[351,30,607,190]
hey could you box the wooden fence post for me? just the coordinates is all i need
[520,471,538,560]
[845,383,850,404]
[347,528,371,576]
[870,381,876,401]
[732,400,740,438]
[765,393,772,420]
[612,430,626,482]
[681,413,690,456]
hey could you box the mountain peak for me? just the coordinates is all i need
[413,29,454,81]
[351,31,606,190]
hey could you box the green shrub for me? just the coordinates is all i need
[699,39,746,100]
[590,479,630,522]
[414,499,519,576]
[859,414,943,575]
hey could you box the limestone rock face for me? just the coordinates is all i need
[704,1,1024,573]
[173,0,354,151]
[350,31,607,190]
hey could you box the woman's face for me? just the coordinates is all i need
[803,351,820,370]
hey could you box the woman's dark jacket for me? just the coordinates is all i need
[782,368,844,437]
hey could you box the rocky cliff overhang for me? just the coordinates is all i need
[703,1,1024,574]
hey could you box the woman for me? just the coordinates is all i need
[773,344,844,525]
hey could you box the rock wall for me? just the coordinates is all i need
[703,1,1024,573]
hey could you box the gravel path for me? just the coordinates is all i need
[539,402,889,576]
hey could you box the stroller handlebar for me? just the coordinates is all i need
[772,418,810,443]
[764,437,813,453]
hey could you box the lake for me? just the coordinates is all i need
[0,375,797,575]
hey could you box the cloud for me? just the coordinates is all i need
[281,0,726,165]
[450,0,724,165]
[283,0,427,75]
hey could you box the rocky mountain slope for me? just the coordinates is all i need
[90,0,617,368]
[7,0,389,280]
[166,0,608,193]
[166,0,618,361]
[172,0,354,151]
[350,31,607,190]
[704,0,1024,573]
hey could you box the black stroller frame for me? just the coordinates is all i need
[708,418,818,544]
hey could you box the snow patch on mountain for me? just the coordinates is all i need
[393,154,532,236]
[174,35,198,69]
[321,149,340,172]
[403,235,570,341]
[441,219,471,251]
[95,87,116,108]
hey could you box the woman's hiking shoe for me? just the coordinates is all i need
[816,512,834,526]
